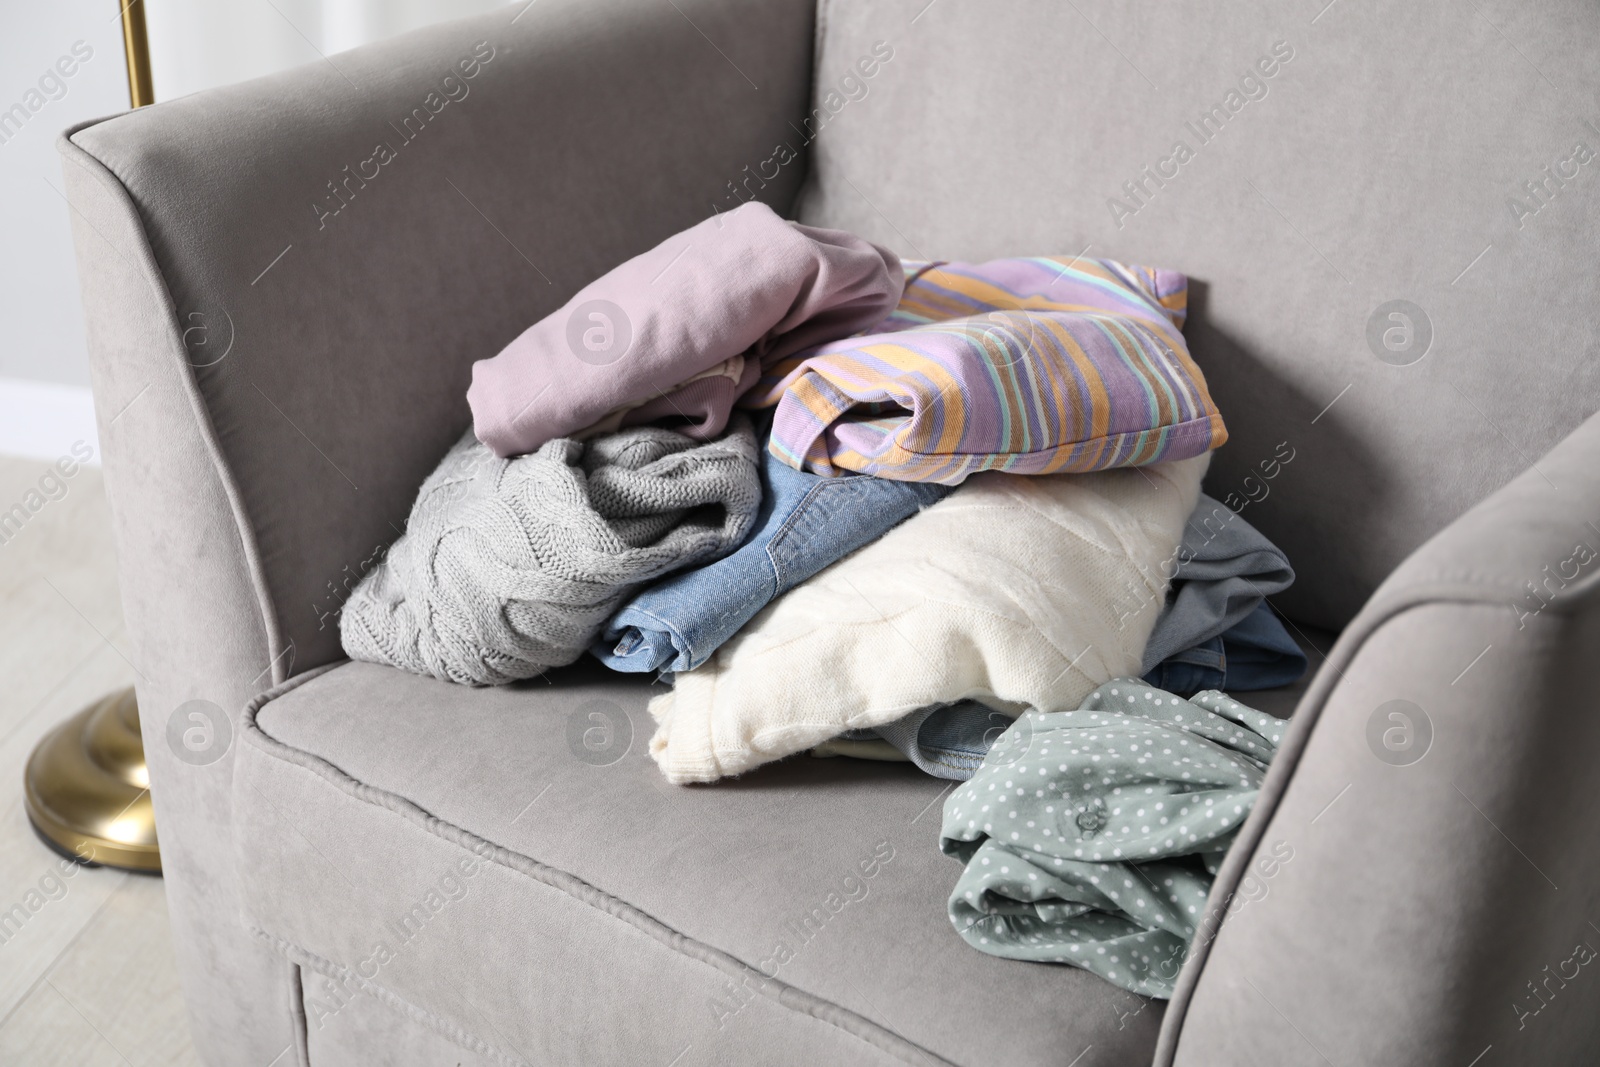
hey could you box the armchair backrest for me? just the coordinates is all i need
[61,5,818,1061]
[798,0,1600,630]
[65,0,818,683]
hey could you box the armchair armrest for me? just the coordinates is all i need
[57,2,815,1062]
[1159,410,1600,1065]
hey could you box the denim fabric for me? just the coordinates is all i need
[1139,493,1296,673]
[851,701,1009,780]
[1141,600,1308,695]
[593,437,951,674]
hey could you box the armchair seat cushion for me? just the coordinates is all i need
[234,642,1326,1065]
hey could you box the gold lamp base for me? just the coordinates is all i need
[24,688,160,874]
[21,5,164,876]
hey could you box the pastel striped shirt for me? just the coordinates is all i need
[743,256,1228,484]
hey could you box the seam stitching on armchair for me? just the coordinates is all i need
[259,929,527,1067]
[1151,581,1600,1065]
[812,0,833,94]
[1367,569,1600,622]
[287,963,312,1067]
[239,675,953,1067]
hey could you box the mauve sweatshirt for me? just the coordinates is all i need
[467,200,903,458]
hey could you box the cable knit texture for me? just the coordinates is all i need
[342,419,762,685]
[649,454,1208,783]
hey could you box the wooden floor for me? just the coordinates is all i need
[0,454,200,1066]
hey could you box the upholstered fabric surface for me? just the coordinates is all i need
[236,658,1175,1067]
[1160,411,1600,1065]
[69,0,819,679]
[302,984,510,1067]
[60,117,297,1067]
[60,2,818,1063]
[797,0,1600,629]
[58,0,1600,1063]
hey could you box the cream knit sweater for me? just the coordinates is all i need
[648,454,1208,783]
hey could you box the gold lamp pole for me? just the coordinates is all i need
[121,0,155,108]
[22,1,160,874]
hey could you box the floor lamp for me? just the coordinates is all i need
[22,1,159,874]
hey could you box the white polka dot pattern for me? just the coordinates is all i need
[939,680,1284,998]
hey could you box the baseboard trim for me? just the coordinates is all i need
[0,378,100,464]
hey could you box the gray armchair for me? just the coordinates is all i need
[59,0,1600,1063]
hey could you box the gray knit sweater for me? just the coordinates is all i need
[341,418,761,685]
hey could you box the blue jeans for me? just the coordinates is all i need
[593,436,951,674]
[1141,600,1307,695]
[855,701,1008,780]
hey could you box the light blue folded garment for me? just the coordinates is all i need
[1139,493,1298,676]
[1142,600,1308,695]
[941,681,1285,998]
[592,427,951,674]
[866,702,1003,780]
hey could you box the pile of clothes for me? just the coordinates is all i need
[340,201,1308,998]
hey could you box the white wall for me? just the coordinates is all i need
[143,0,511,103]
[0,3,128,393]
[0,0,509,461]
